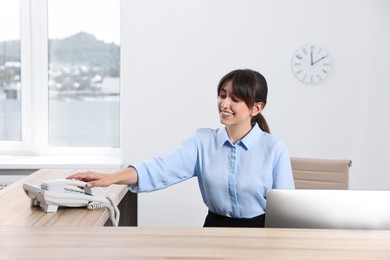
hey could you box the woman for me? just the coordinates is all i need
[67,69,295,227]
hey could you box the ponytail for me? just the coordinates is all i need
[252,113,270,133]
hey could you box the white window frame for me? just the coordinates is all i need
[0,0,121,157]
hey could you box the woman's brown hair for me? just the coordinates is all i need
[217,69,270,133]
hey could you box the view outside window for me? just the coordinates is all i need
[48,0,120,147]
[0,1,21,141]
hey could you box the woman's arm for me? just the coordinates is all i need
[272,143,295,189]
[66,167,138,188]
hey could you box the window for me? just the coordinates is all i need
[48,0,120,148]
[0,0,120,155]
[0,1,21,142]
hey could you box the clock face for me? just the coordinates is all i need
[292,45,331,84]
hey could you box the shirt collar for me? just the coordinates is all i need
[217,123,263,150]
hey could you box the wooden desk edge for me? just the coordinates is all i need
[0,168,136,227]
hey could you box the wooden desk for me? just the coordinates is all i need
[0,169,137,227]
[1,226,390,259]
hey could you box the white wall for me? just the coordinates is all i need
[121,0,390,227]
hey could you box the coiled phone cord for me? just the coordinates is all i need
[87,196,120,227]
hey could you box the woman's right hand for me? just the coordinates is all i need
[66,167,138,188]
[66,171,114,188]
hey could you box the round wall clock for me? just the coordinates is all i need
[291,44,331,84]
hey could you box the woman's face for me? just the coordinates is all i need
[217,80,259,128]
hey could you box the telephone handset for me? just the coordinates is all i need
[23,179,120,226]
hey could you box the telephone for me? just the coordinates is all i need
[23,179,120,227]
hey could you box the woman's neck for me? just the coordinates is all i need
[226,123,253,144]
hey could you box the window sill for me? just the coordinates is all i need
[0,155,122,169]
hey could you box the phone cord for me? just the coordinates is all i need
[87,196,120,227]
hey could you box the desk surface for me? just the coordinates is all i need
[0,168,127,227]
[1,226,390,259]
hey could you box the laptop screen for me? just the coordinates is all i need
[265,189,390,229]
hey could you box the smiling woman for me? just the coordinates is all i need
[67,69,295,228]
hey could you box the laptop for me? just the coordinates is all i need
[265,189,390,229]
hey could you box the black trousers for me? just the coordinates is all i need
[203,210,265,228]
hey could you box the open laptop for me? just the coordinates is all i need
[265,189,390,229]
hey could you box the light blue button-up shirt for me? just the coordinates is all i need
[129,124,295,218]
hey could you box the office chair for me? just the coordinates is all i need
[290,157,351,189]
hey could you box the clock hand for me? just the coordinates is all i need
[312,55,329,65]
[310,46,314,65]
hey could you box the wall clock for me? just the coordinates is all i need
[291,44,331,84]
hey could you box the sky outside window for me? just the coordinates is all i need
[48,0,120,44]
